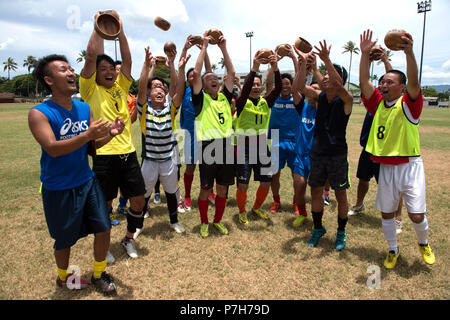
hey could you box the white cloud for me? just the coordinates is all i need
[0,38,15,51]
[443,60,450,71]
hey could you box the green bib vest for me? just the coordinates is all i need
[366,96,421,157]
[195,92,233,141]
[235,97,270,136]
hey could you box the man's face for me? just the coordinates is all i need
[379,73,405,101]
[149,86,166,106]
[147,79,167,97]
[45,60,77,95]
[281,77,292,97]
[203,72,219,94]
[250,77,262,98]
[96,60,117,89]
[187,70,195,85]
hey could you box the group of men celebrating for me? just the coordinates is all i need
[28,10,435,294]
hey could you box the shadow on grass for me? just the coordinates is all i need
[231,211,275,232]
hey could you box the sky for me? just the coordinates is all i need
[0,0,449,86]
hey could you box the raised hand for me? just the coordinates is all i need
[144,46,152,66]
[109,116,125,137]
[360,29,377,55]
[179,54,191,70]
[87,118,110,140]
[314,40,332,62]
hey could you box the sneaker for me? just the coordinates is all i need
[293,215,307,227]
[177,202,186,214]
[110,212,120,226]
[170,222,185,233]
[184,197,192,211]
[121,237,138,258]
[269,202,281,213]
[116,206,128,215]
[307,227,327,247]
[133,228,143,240]
[91,272,117,294]
[153,193,161,204]
[252,208,268,220]
[348,203,365,216]
[396,220,403,234]
[143,210,150,219]
[419,244,435,265]
[238,212,249,225]
[208,193,216,205]
[335,230,347,251]
[200,223,209,238]
[213,222,229,235]
[56,274,90,290]
[384,249,400,269]
[323,196,330,206]
[293,204,300,215]
[106,250,115,264]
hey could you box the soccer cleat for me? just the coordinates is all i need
[384,250,400,269]
[396,220,403,234]
[121,237,138,258]
[293,215,307,227]
[110,212,120,226]
[213,222,229,235]
[252,208,268,220]
[200,223,209,238]
[91,272,117,294]
[208,193,216,205]
[323,196,330,206]
[269,202,281,213]
[238,212,249,225]
[153,193,161,204]
[184,197,192,211]
[56,274,90,290]
[307,227,327,247]
[106,250,115,264]
[335,230,347,251]
[170,222,185,233]
[177,202,186,214]
[348,203,365,216]
[419,244,435,265]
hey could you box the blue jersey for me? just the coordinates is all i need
[268,95,301,141]
[180,85,195,133]
[295,102,317,157]
[33,99,94,190]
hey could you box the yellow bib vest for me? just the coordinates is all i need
[195,92,233,141]
[366,97,421,157]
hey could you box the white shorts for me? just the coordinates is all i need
[375,157,427,214]
[141,159,178,198]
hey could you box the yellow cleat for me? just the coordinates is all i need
[384,250,400,269]
[238,212,249,225]
[200,223,209,238]
[293,215,307,227]
[252,208,268,220]
[419,244,435,265]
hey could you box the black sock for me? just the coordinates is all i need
[165,192,178,224]
[338,217,348,232]
[312,211,323,230]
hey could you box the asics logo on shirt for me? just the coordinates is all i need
[273,103,295,109]
[60,118,88,136]
[302,117,315,125]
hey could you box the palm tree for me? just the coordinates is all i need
[23,56,37,97]
[3,57,18,80]
[76,50,86,64]
[218,57,225,73]
[342,41,360,89]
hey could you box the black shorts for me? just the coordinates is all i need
[199,139,235,189]
[235,141,272,185]
[356,149,380,182]
[308,152,350,190]
[92,152,146,201]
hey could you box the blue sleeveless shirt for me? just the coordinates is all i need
[268,95,301,141]
[295,102,317,157]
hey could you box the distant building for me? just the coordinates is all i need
[0,93,14,103]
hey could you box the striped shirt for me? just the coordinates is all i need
[138,101,177,161]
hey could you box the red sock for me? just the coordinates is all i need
[253,186,269,210]
[236,189,247,213]
[213,196,227,223]
[198,199,209,224]
[273,194,280,203]
[184,173,194,198]
[299,204,307,217]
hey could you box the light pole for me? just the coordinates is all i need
[417,0,432,86]
[245,31,253,71]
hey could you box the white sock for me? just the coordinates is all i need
[413,215,429,246]
[382,218,398,253]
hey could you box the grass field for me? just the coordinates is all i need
[0,103,448,300]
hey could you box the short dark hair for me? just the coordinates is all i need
[96,54,115,68]
[34,54,69,92]
[254,73,262,81]
[186,67,194,80]
[332,64,348,85]
[386,69,407,85]
[281,73,293,85]
[147,76,169,91]
[115,60,122,66]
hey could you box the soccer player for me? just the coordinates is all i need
[29,54,124,293]
[233,50,282,224]
[303,40,354,251]
[191,30,236,237]
[359,29,435,269]
[80,12,146,259]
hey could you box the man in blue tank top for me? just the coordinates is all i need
[28,55,124,294]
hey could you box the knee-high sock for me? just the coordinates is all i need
[184,173,194,198]
[236,189,247,213]
[198,199,209,224]
[213,196,227,223]
[253,186,269,210]
[413,215,429,246]
[166,192,178,224]
[382,218,398,253]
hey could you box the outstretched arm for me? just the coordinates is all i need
[138,47,152,106]
[81,12,104,79]
[173,54,191,108]
[116,16,132,80]
[400,34,420,100]
[359,29,377,100]
[217,34,236,93]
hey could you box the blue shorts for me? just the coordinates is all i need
[292,154,311,178]
[271,140,296,173]
[183,129,199,165]
[42,177,111,250]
